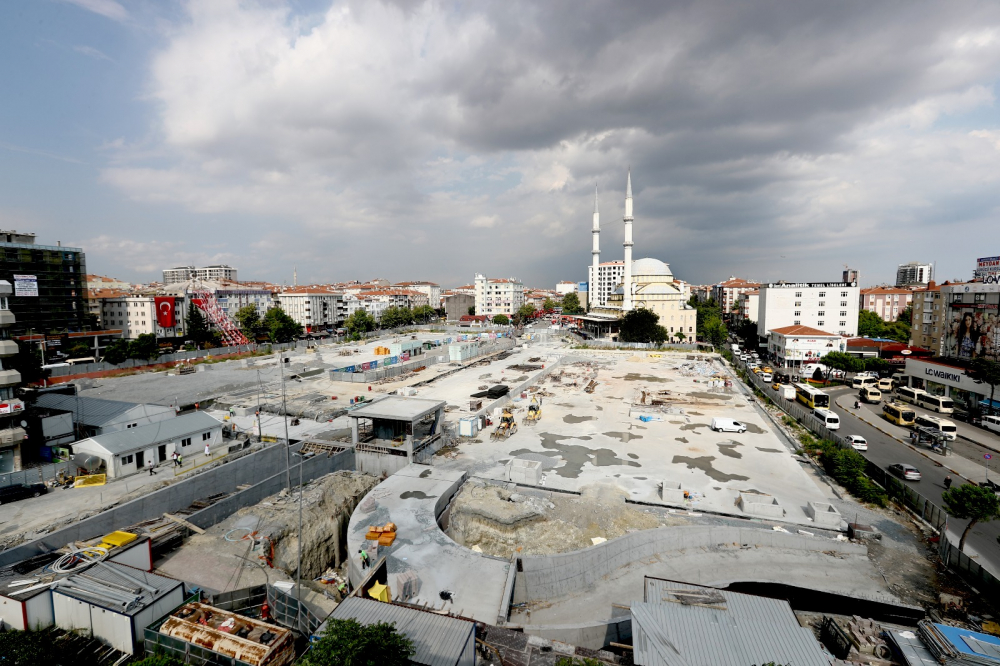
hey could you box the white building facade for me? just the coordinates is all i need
[162,265,238,285]
[101,297,186,339]
[767,325,845,370]
[896,262,933,287]
[757,281,860,339]
[735,290,760,323]
[712,277,761,315]
[474,274,525,318]
[277,289,346,332]
[393,282,440,308]
[588,261,625,308]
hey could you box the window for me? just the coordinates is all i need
[818,301,825,307]
[121,454,134,465]
[794,320,800,325]
[841,291,848,297]
[839,321,846,328]
[819,292,826,297]
[202,432,212,441]
[794,301,802,307]
[181,437,191,448]
[818,311,825,316]
[794,311,801,317]
[817,321,824,326]
[975,293,987,303]
[840,311,847,317]
[795,292,802,297]
[841,301,848,307]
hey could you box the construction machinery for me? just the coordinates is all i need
[491,408,518,441]
[523,397,542,424]
[189,286,250,346]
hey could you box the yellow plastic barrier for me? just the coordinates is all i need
[99,531,137,551]
[73,474,106,488]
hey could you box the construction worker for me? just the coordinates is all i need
[177,453,184,467]
[337,581,348,600]
[359,548,369,570]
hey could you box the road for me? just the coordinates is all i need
[823,386,1000,572]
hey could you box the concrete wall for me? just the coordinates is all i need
[520,618,631,650]
[0,442,332,568]
[513,525,867,604]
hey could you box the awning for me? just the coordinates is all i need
[980,398,1000,409]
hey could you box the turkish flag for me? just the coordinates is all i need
[155,297,176,328]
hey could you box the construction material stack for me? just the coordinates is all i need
[365,522,397,547]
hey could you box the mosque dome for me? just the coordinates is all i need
[631,257,672,277]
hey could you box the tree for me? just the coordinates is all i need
[734,319,759,346]
[67,342,92,359]
[300,618,414,666]
[0,628,102,666]
[618,307,668,344]
[675,329,686,343]
[688,295,721,339]
[468,305,476,316]
[821,351,863,381]
[412,304,435,322]
[262,307,303,343]
[561,292,583,314]
[185,302,211,345]
[863,357,891,376]
[883,320,911,343]
[703,315,728,348]
[103,339,130,365]
[234,305,264,340]
[898,304,913,326]
[128,333,160,361]
[514,303,537,325]
[543,297,557,311]
[492,314,510,326]
[942,483,1000,553]
[380,306,414,329]
[346,309,376,339]
[858,310,886,338]
[969,358,1000,414]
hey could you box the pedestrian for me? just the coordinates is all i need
[944,475,952,490]
[178,453,184,467]
[147,459,156,476]
[171,451,179,467]
[204,443,211,458]
[359,548,369,570]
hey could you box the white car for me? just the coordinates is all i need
[845,435,868,451]
[760,372,773,382]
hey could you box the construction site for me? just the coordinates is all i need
[2,329,997,665]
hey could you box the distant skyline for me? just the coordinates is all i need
[2,1,999,289]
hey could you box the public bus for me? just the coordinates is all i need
[914,414,957,440]
[883,402,916,427]
[794,383,830,409]
[917,393,955,414]
[896,386,926,406]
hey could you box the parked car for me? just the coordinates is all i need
[888,463,922,481]
[0,482,47,505]
[711,418,747,433]
[845,435,868,451]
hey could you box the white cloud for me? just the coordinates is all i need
[470,215,499,228]
[62,0,127,22]
[73,45,115,62]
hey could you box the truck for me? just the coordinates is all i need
[731,343,740,352]
[778,385,796,400]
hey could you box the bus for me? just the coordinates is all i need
[66,357,96,365]
[813,408,841,430]
[896,386,926,406]
[914,414,957,440]
[795,383,830,409]
[917,393,955,414]
[883,402,916,427]
[851,376,878,389]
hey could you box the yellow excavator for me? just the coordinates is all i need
[523,397,542,424]
[491,408,518,440]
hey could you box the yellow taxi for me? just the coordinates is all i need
[762,366,774,374]
[772,382,782,391]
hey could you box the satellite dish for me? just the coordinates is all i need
[19,420,27,427]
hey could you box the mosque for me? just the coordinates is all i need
[577,171,697,341]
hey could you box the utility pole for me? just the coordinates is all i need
[297,451,303,630]
[278,351,291,490]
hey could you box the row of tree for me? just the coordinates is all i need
[858,307,912,342]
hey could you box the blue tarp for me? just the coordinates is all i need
[933,623,1000,662]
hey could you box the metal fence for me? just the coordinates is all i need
[208,585,267,613]
[0,460,72,489]
[939,534,1000,598]
[267,583,326,637]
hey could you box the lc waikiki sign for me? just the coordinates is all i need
[906,359,984,392]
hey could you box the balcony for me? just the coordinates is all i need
[0,311,14,327]
[0,399,23,415]
[0,340,16,357]
[0,427,26,445]
[0,369,20,388]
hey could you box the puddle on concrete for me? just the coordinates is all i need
[627,453,639,459]
[563,414,596,424]
[604,431,643,443]
[713,486,722,491]
[669,421,684,425]
[555,403,575,408]
[755,447,782,453]
[621,373,671,383]
[498,459,509,465]
[508,432,642,478]
[680,423,711,434]
[745,423,767,434]
[419,469,432,478]
[689,392,730,401]
[608,396,623,401]
[400,491,437,500]
[675,437,689,444]
[738,488,763,494]
[689,411,704,416]
[671,455,750,482]
[634,476,647,480]
[717,441,743,459]
[595,406,603,411]
[633,425,647,430]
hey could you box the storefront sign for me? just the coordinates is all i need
[975,256,1000,280]
[0,400,24,414]
[906,359,985,392]
[13,274,37,297]
[765,282,857,289]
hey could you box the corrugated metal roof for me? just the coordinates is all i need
[56,561,182,616]
[35,394,173,427]
[78,412,222,455]
[329,597,474,666]
[633,579,829,666]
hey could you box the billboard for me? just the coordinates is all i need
[975,256,1000,283]
[13,274,38,297]
[944,303,999,362]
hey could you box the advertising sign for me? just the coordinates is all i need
[154,297,176,328]
[975,256,1000,281]
[13,274,38,297]
[943,305,999,362]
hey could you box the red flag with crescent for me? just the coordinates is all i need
[154,297,176,328]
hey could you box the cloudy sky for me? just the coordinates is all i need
[2,1,999,289]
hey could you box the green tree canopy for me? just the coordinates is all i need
[102,339,130,365]
[346,309,376,339]
[969,358,1000,413]
[185,302,211,345]
[561,292,583,314]
[128,333,160,361]
[301,618,414,666]
[858,310,886,338]
[687,295,721,339]
[492,314,510,326]
[702,315,728,348]
[898,304,913,326]
[380,306,414,329]
[733,319,759,346]
[543,297,556,311]
[942,483,1000,552]
[412,304,435,322]
[514,303,537,325]
[67,342,92,359]
[468,305,476,316]
[863,357,891,376]
[821,351,864,381]
[883,320,911,343]
[234,305,265,340]
[262,307,303,343]
[619,307,668,344]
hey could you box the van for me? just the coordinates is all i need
[859,386,882,403]
[896,386,926,406]
[852,376,878,389]
[778,385,796,400]
[914,414,958,440]
[814,408,840,430]
[917,393,955,414]
[877,378,894,392]
[711,418,747,434]
[981,415,1000,434]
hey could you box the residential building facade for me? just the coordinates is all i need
[555,281,577,295]
[277,289,346,332]
[474,274,525,318]
[909,281,942,352]
[896,261,933,287]
[859,287,914,322]
[0,280,26,473]
[911,281,999,362]
[101,296,186,340]
[393,282,441,308]
[734,290,760,323]
[588,261,625,308]
[162,265,238,285]
[85,275,131,291]
[0,231,87,336]
[757,281,860,339]
[767,325,844,370]
[712,277,760,315]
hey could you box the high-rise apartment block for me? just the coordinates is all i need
[896,262,933,287]
[0,231,87,336]
[163,265,238,285]
[474,274,525,318]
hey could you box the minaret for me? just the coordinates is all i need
[622,169,634,312]
[293,267,298,287]
[590,185,600,309]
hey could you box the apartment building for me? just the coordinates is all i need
[859,287,914,322]
[162,265,238,285]
[344,290,423,322]
[588,261,625,308]
[101,296,186,339]
[0,280,26,473]
[734,290,760,323]
[474,274,525,318]
[86,274,131,291]
[277,288,346,332]
[910,281,1000,362]
[393,282,441,308]
[555,281,578,295]
[86,288,130,328]
[757,281,860,339]
[896,261,933,287]
[712,277,761,315]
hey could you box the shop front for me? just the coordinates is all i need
[904,358,991,414]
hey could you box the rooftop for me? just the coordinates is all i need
[349,396,445,422]
[76,411,223,455]
[770,325,839,337]
[54,561,182,616]
[34,394,175,427]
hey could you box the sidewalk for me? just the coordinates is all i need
[834,393,990,484]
